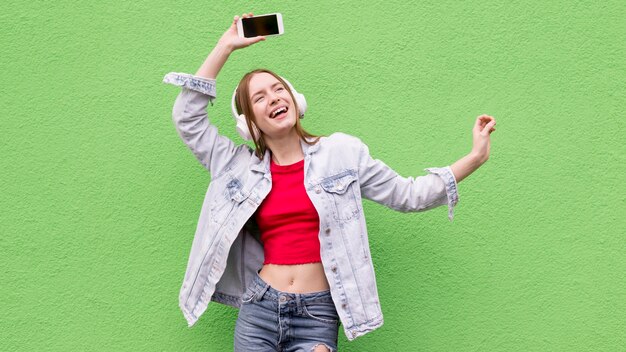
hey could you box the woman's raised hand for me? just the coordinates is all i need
[194,13,265,79]
[470,114,497,164]
[218,13,266,52]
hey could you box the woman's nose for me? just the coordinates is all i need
[268,92,280,104]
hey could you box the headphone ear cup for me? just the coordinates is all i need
[235,114,261,141]
[280,77,307,118]
[295,93,307,118]
[235,114,252,141]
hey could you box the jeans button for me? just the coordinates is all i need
[279,295,287,302]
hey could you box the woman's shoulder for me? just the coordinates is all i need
[320,132,364,147]
[314,133,365,160]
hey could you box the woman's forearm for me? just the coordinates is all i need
[451,114,496,183]
[195,42,233,80]
[450,153,484,183]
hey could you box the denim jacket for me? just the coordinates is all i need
[162,72,459,341]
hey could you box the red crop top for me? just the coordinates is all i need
[254,158,321,265]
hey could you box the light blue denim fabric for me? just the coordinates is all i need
[162,72,459,341]
[234,270,339,351]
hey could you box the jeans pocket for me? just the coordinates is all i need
[302,301,339,325]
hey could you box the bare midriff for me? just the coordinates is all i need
[259,262,330,293]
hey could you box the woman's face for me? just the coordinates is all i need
[247,72,297,139]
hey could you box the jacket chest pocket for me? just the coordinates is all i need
[320,170,361,222]
[210,177,248,225]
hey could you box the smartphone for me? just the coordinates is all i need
[237,13,284,38]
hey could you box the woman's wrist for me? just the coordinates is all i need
[450,152,484,183]
[469,151,487,166]
[216,39,235,55]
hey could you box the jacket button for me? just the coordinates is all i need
[325,228,331,235]
[315,187,322,194]
[331,266,337,273]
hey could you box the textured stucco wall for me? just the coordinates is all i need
[2,1,624,351]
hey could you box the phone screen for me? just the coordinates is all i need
[241,15,279,37]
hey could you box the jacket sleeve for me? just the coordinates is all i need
[357,139,459,221]
[163,72,249,177]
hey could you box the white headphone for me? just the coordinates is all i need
[230,76,308,141]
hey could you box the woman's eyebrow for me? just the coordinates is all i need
[251,82,282,98]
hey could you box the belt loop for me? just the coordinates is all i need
[295,294,303,315]
[256,281,270,302]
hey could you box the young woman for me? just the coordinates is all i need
[163,13,496,352]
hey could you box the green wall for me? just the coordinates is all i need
[2,1,624,351]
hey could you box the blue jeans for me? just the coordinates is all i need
[234,270,340,351]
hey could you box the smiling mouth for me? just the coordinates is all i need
[270,106,289,119]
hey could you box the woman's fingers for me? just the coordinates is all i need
[232,15,241,28]
[473,115,487,131]
[224,13,266,50]
[232,12,252,28]
[473,114,496,134]
[482,119,497,135]
[479,115,494,124]
[244,36,266,46]
[253,36,266,43]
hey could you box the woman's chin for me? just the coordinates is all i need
[265,126,298,140]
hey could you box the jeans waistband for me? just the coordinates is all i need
[250,269,334,304]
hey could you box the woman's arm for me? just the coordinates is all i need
[163,13,265,177]
[357,114,496,221]
[195,44,232,79]
[450,154,482,183]
[450,114,497,182]
[357,138,459,218]
[195,13,265,79]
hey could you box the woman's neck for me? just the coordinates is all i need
[266,132,304,165]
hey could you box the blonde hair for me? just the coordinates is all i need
[234,69,320,159]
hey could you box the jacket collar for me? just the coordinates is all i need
[250,149,270,174]
[301,136,321,155]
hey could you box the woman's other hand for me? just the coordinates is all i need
[470,114,496,165]
[218,13,266,52]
